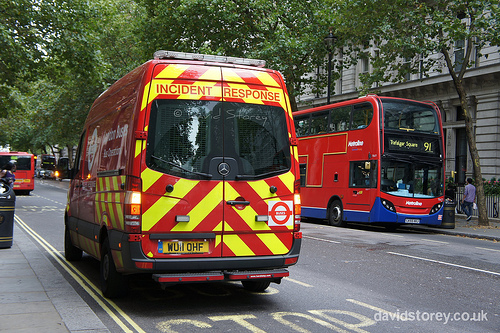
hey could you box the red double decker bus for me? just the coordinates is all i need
[0,151,35,194]
[293,95,445,228]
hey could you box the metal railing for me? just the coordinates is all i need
[450,186,499,218]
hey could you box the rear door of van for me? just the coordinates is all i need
[219,67,295,257]
[139,62,295,260]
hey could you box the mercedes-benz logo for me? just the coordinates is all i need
[218,162,230,176]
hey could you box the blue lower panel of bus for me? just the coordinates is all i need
[369,199,443,226]
[302,198,444,226]
[302,207,328,219]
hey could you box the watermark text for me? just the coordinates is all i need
[374,310,488,325]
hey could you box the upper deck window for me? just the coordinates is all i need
[294,102,373,137]
[382,99,439,134]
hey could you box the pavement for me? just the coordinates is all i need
[0,182,499,331]
[402,214,500,241]
[0,223,110,333]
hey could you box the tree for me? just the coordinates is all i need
[335,0,500,226]
[134,0,333,110]
[0,0,145,155]
[0,0,49,117]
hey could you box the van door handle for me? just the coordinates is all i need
[227,200,250,206]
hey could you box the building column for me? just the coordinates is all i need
[438,99,457,180]
[475,92,500,180]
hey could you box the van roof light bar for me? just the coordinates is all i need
[153,50,266,68]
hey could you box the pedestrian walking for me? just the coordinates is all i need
[0,160,16,188]
[461,178,476,221]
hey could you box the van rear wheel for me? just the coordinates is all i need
[242,280,271,292]
[100,238,128,298]
[328,200,346,227]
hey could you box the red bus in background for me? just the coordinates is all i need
[293,95,445,228]
[0,152,35,194]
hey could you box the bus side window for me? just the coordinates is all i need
[349,160,377,188]
[352,103,373,129]
[330,106,350,132]
[299,163,307,187]
[294,115,310,137]
[310,111,329,135]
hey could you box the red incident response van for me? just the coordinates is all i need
[65,51,302,298]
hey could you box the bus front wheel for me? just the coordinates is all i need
[328,200,346,227]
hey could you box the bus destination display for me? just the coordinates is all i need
[385,134,440,155]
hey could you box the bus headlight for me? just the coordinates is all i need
[381,198,396,212]
[430,202,443,214]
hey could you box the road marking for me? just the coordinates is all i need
[388,251,500,277]
[476,246,500,253]
[420,238,449,244]
[284,277,314,288]
[346,299,396,317]
[303,235,341,244]
[157,309,378,332]
[209,315,266,333]
[379,233,405,238]
[15,215,145,333]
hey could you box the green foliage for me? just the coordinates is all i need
[2,0,500,155]
[483,178,500,196]
[0,0,144,153]
[335,0,500,94]
[134,0,334,109]
[446,177,457,190]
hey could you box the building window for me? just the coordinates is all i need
[361,57,369,73]
[454,39,465,72]
[456,105,465,121]
[337,52,343,95]
[455,128,467,185]
[404,58,411,81]
[419,55,424,79]
[474,40,480,68]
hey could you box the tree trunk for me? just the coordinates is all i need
[458,91,489,226]
[441,46,489,227]
[67,144,74,167]
[286,83,298,112]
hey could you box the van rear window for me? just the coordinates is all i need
[145,100,291,180]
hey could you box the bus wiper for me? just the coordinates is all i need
[236,168,287,180]
[383,153,415,163]
[151,155,212,179]
[383,153,442,167]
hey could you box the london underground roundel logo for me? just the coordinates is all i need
[268,201,293,226]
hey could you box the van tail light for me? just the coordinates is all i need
[294,179,301,232]
[125,176,142,233]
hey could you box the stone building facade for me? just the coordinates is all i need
[298,44,500,184]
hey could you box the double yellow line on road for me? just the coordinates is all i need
[15,215,145,333]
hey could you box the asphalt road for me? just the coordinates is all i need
[14,179,500,332]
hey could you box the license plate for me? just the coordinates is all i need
[159,240,209,254]
[405,218,420,224]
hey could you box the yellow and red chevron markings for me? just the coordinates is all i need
[139,168,295,258]
[133,62,297,259]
